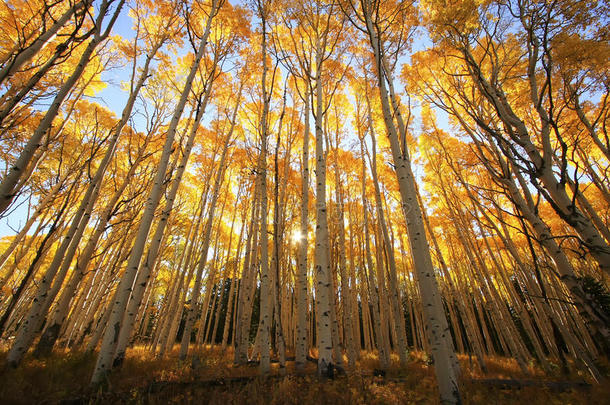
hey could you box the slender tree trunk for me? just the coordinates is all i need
[255,12,272,373]
[362,13,461,402]
[359,138,390,369]
[113,78,218,366]
[295,86,311,371]
[0,192,70,337]
[365,115,409,367]
[234,179,260,364]
[90,1,221,385]
[313,39,334,376]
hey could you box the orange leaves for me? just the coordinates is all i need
[552,31,610,79]
[211,2,251,46]
[0,0,75,59]
[112,34,137,60]
[420,0,484,40]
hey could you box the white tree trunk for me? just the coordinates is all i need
[90,1,220,384]
[313,42,334,376]
[179,115,232,360]
[295,86,310,370]
[34,42,161,357]
[363,13,461,403]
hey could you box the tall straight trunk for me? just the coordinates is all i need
[329,261,343,367]
[362,13,461,402]
[150,197,197,353]
[7,133,114,366]
[330,121,357,366]
[313,40,334,376]
[161,261,196,356]
[234,180,261,364]
[359,138,390,369]
[200,205,228,347]
[256,148,271,374]
[113,80,216,366]
[365,112,408,366]
[222,211,245,348]
[295,86,310,370]
[156,169,211,355]
[360,270,373,352]
[255,10,272,373]
[414,185,487,371]
[347,208,362,355]
[271,84,289,371]
[90,0,221,385]
[373,218,392,359]
[206,280,221,344]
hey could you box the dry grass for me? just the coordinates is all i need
[0,346,608,404]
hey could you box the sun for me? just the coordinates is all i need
[291,230,303,243]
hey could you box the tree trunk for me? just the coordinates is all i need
[295,86,310,371]
[363,14,461,402]
[90,0,221,384]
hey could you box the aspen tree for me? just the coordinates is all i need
[113,71,218,366]
[251,0,273,374]
[312,33,334,375]
[292,58,311,375]
[342,0,461,401]
[271,83,289,371]
[7,111,119,366]
[0,186,74,337]
[358,136,390,369]
[329,111,357,365]
[234,178,261,364]
[364,94,409,366]
[222,195,246,348]
[156,169,213,355]
[90,0,223,385]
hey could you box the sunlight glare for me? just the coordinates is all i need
[291,230,303,243]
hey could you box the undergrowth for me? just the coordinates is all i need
[0,346,607,404]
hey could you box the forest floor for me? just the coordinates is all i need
[0,346,608,404]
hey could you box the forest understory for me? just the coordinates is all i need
[1,345,608,404]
